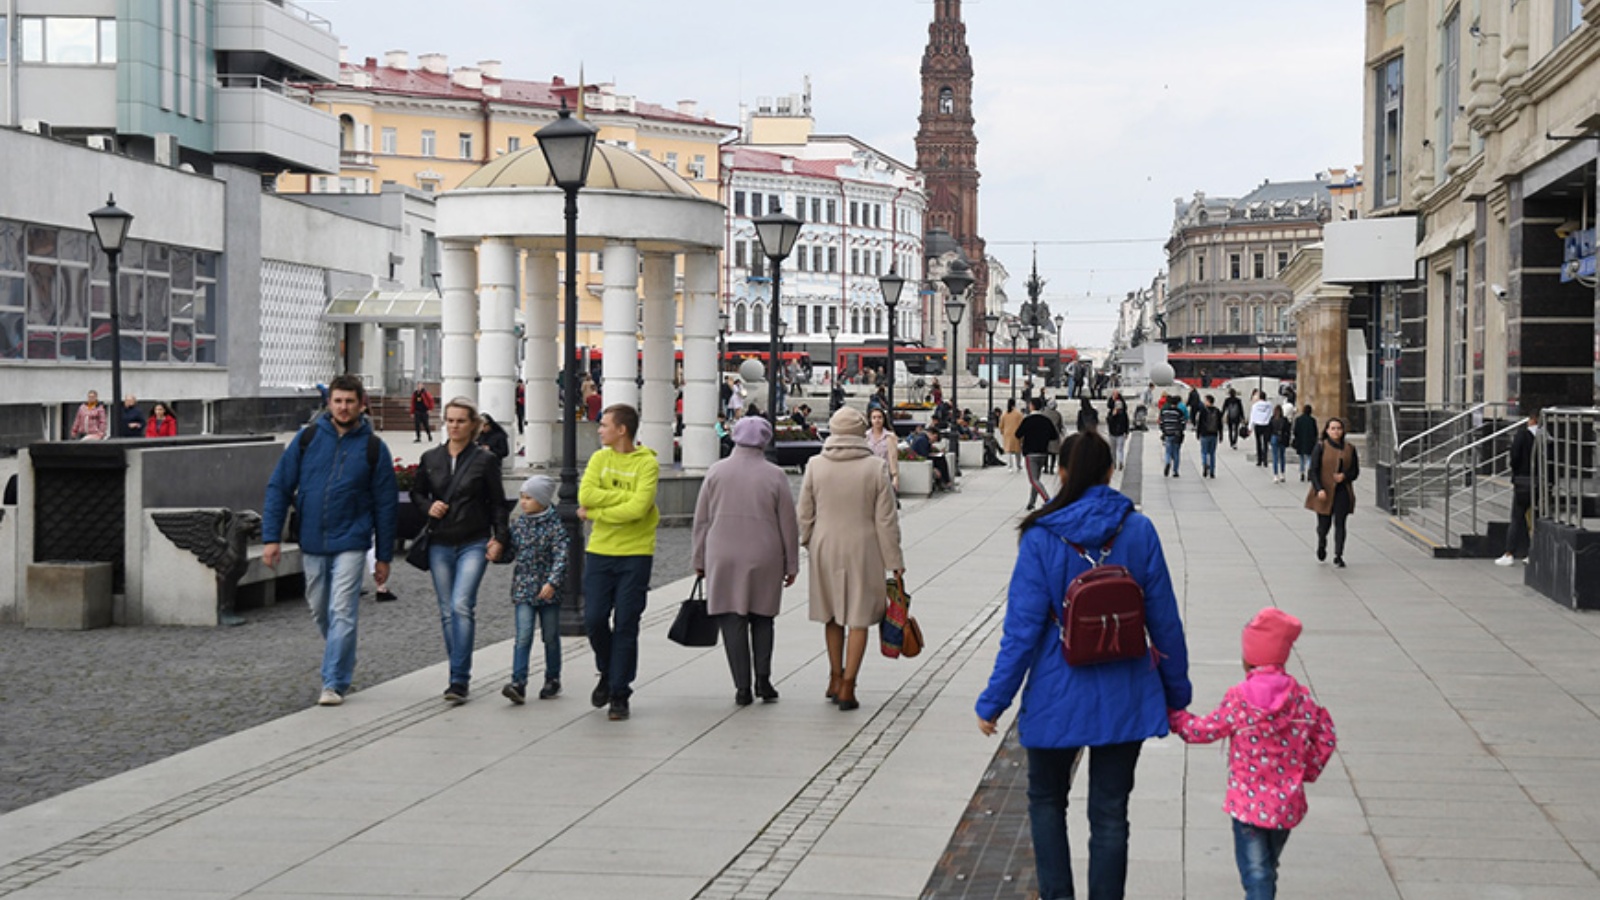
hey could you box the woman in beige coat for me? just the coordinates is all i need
[798,407,905,711]
[999,398,1024,471]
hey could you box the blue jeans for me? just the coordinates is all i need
[1199,435,1218,474]
[1163,437,1182,472]
[1026,742,1142,900]
[429,538,490,686]
[1233,819,1291,900]
[584,553,653,700]
[1298,451,1312,479]
[512,602,562,685]
[303,550,367,694]
[1270,436,1287,475]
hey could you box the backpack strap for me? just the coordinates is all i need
[1065,506,1135,567]
[297,421,381,474]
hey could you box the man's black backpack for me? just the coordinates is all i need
[282,421,381,544]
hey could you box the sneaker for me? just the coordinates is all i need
[591,678,611,708]
[444,683,469,704]
[608,697,630,721]
[502,682,526,705]
[538,678,561,700]
[1334,557,1346,569]
[1494,554,1515,567]
[317,688,343,707]
[1163,463,1170,477]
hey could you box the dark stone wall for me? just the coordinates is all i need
[140,440,282,512]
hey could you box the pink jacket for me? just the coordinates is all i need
[1169,666,1337,830]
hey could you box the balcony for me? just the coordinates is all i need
[214,0,341,83]
[214,75,339,173]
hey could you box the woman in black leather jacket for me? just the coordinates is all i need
[412,397,511,704]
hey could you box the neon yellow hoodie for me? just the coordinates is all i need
[579,444,660,556]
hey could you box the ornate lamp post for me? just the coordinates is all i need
[879,267,905,408]
[89,195,133,435]
[942,259,973,475]
[536,102,599,633]
[1007,317,1022,404]
[825,323,841,412]
[1055,313,1066,390]
[984,312,1000,433]
[754,208,801,439]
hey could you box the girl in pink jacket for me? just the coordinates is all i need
[1169,608,1337,900]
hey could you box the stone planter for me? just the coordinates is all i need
[898,459,932,496]
[958,440,984,470]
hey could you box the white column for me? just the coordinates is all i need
[638,253,677,459]
[523,252,559,468]
[600,240,640,413]
[681,251,720,472]
[440,240,479,405]
[478,239,518,436]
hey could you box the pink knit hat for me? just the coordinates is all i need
[1241,607,1302,667]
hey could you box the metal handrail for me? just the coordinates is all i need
[1441,417,1527,545]
[1390,402,1515,515]
[1540,408,1600,530]
[1394,402,1486,460]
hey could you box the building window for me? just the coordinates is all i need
[458,133,474,160]
[828,248,838,273]
[826,200,837,224]
[1558,0,1584,41]
[1277,306,1290,333]
[420,130,436,157]
[380,127,397,155]
[665,151,678,172]
[1251,305,1266,332]
[20,17,116,65]
[1229,253,1242,280]
[753,304,766,333]
[734,305,747,332]
[1227,305,1242,333]
[1276,250,1289,273]
[849,202,859,226]
[734,241,747,269]
[795,245,808,272]
[1252,253,1265,279]
[1375,55,1403,208]
[1191,304,1205,334]
[688,155,706,178]
[813,246,824,272]
[828,306,837,328]
[1195,253,1206,281]
[1439,8,1460,175]
[507,136,520,152]
[813,307,823,333]
[874,206,882,229]
[850,250,861,275]
[851,308,861,333]
[939,86,954,114]
[811,198,822,222]
[734,192,746,217]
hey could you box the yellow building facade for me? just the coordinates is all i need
[282,51,735,349]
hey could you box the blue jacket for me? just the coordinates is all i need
[262,415,398,561]
[976,484,1191,748]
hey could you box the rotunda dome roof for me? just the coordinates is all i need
[457,142,702,197]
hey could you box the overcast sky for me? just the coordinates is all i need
[307,0,1363,347]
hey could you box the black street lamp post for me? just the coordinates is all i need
[89,195,133,436]
[536,103,599,635]
[942,259,973,477]
[1007,318,1022,404]
[825,323,841,412]
[879,268,905,409]
[984,312,1000,433]
[1055,313,1066,391]
[754,208,801,447]
[718,311,730,377]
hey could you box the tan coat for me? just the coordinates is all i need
[798,436,905,628]
[999,408,1025,454]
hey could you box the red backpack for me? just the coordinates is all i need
[1057,510,1150,667]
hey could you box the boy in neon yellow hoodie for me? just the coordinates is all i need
[578,403,659,721]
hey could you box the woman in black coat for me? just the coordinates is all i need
[413,397,512,703]
[476,413,511,460]
[1292,404,1319,481]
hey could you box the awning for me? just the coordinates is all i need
[323,289,442,325]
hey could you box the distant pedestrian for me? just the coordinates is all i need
[1305,417,1359,568]
[1249,390,1275,466]
[145,402,178,438]
[413,397,511,704]
[1042,400,1065,473]
[1016,397,1058,509]
[1268,405,1292,483]
[1196,394,1223,478]
[70,390,108,440]
[1497,410,1540,567]
[1159,393,1187,477]
[476,413,511,461]
[579,403,660,722]
[120,394,144,438]
[515,379,527,433]
[1222,388,1246,449]
[1170,607,1337,900]
[866,407,900,492]
[1187,385,1203,429]
[693,416,800,706]
[976,433,1191,900]
[1105,392,1130,470]
[410,385,435,443]
[262,374,398,707]
[1292,404,1318,481]
[999,398,1024,471]
[798,407,904,713]
[503,475,567,704]
[1075,396,1099,434]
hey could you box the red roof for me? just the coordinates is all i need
[726,146,850,181]
[317,60,733,129]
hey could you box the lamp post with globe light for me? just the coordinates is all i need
[536,102,599,632]
[825,323,841,412]
[754,208,801,448]
[941,258,973,476]
[984,312,1000,435]
[879,267,905,408]
[89,195,133,435]
[1055,313,1066,390]
[1007,317,1022,404]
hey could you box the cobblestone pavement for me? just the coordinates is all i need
[0,523,699,815]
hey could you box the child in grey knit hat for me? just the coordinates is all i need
[503,475,567,703]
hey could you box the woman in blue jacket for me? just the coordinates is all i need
[976,433,1191,900]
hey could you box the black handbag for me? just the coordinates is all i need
[405,447,475,572]
[667,577,719,647]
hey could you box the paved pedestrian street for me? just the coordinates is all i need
[4,431,1600,898]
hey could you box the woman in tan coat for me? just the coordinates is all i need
[798,407,905,711]
[999,398,1024,471]
[1304,416,1359,568]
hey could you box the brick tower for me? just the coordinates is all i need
[915,0,988,342]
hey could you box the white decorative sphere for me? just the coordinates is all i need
[738,358,766,382]
[1149,362,1176,386]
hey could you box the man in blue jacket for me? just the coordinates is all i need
[262,374,398,707]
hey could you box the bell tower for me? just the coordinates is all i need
[916,0,988,337]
